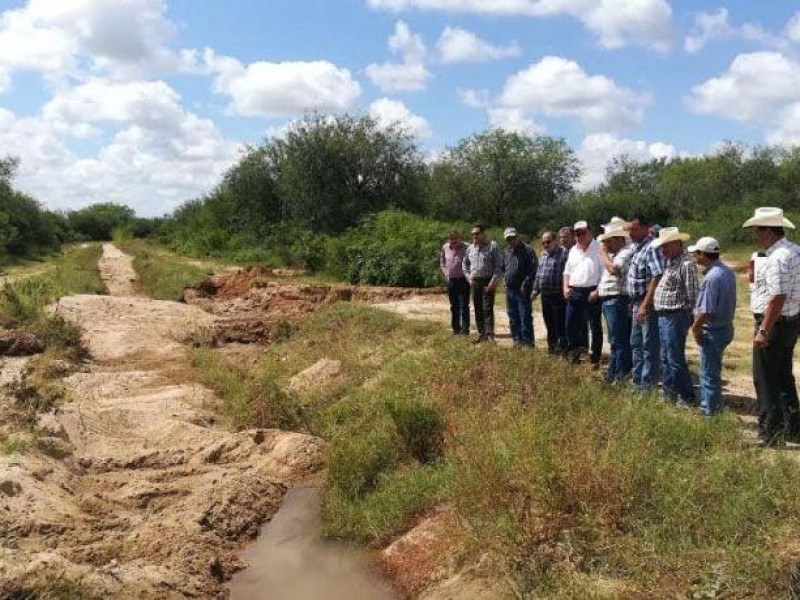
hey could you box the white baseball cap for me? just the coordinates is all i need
[503,227,518,239]
[573,220,589,232]
[688,236,720,253]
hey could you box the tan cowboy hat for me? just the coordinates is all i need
[742,207,796,229]
[598,225,627,242]
[603,216,628,229]
[651,226,690,248]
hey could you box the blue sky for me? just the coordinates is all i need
[0,0,799,215]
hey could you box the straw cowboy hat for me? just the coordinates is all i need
[742,207,796,229]
[651,226,690,248]
[598,217,628,242]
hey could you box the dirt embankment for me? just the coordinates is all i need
[182,267,442,344]
[0,245,324,598]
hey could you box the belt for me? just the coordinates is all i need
[656,307,691,314]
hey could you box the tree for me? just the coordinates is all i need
[67,203,135,241]
[426,129,581,228]
[274,114,425,233]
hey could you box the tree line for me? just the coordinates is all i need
[0,157,155,264]
[155,114,800,285]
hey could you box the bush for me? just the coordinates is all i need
[328,424,400,500]
[386,394,445,463]
[324,209,471,287]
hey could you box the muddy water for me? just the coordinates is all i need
[228,486,397,600]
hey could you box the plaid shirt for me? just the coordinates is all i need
[532,245,567,295]
[751,237,800,316]
[598,244,633,297]
[654,252,698,311]
[626,235,663,299]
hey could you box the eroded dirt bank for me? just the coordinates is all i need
[0,245,324,598]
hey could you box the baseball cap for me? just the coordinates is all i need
[573,220,588,232]
[688,236,720,253]
[503,227,518,239]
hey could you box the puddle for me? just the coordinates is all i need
[228,486,397,600]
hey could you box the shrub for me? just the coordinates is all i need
[386,394,445,464]
[328,424,400,500]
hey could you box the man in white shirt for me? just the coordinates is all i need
[563,220,603,364]
[744,207,800,447]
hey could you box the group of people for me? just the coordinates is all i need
[440,207,800,446]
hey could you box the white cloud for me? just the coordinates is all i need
[687,52,800,122]
[786,12,800,43]
[766,102,800,146]
[366,21,431,91]
[577,132,678,189]
[368,98,431,138]
[206,50,362,117]
[0,0,199,88]
[487,107,542,136]
[367,0,674,51]
[684,8,790,54]
[457,88,490,108]
[436,27,520,63]
[0,83,239,216]
[498,56,651,131]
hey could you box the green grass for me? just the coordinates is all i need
[114,239,213,300]
[191,300,800,597]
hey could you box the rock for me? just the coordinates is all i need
[0,480,21,497]
[287,359,342,394]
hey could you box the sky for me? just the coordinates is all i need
[1,1,799,216]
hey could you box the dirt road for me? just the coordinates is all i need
[0,244,324,598]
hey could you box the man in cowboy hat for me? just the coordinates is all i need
[743,207,800,447]
[502,227,537,347]
[625,214,664,391]
[563,220,603,364]
[652,227,698,406]
[689,237,737,416]
[598,217,634,382]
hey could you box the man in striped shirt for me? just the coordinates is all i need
[597,218,634,382]
[652,227,698,406]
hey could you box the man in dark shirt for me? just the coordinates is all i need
[532,231,567,354]
[503,228,537,347]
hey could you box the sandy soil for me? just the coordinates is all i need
[0,244,325,598]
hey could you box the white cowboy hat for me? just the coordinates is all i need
[742,207,795,229]
[651,226,690,248]
[603,216,627,230]
[598,225,627,242]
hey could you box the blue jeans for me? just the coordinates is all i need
[630,300,660,390]
[566,287,602,361]
[602,296,632,381]
[506,287,533,346]
[447,277,470,334]
[658,310,695,403]
[699,325,734,415]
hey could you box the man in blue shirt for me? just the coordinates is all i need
[690,237,737,416]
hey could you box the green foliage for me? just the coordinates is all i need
[325,209,469,286]
[427,129,581,227]
[328,423,400,499]
[116,239,210,300]
[66,203,135,241]
[386,393,445,463]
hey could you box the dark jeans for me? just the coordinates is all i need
[541,293,567,353]
[658,309,695,403]
[753,315,800,443]
[566,287,602,362]
[471,278,495,339]
[506,287,533,346]
[447,277,470,334]
[631,299,661,390]
[699,325,734,415]
[601,295,632,381]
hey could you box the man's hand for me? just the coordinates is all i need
[754,328,769,349]
[636,303,649,323]
[487,281,496,292]
[531,290,540,301]
[692,326,703,346]
[564,288,573,300]
[589,290,599,303]
[468,277,475,288]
